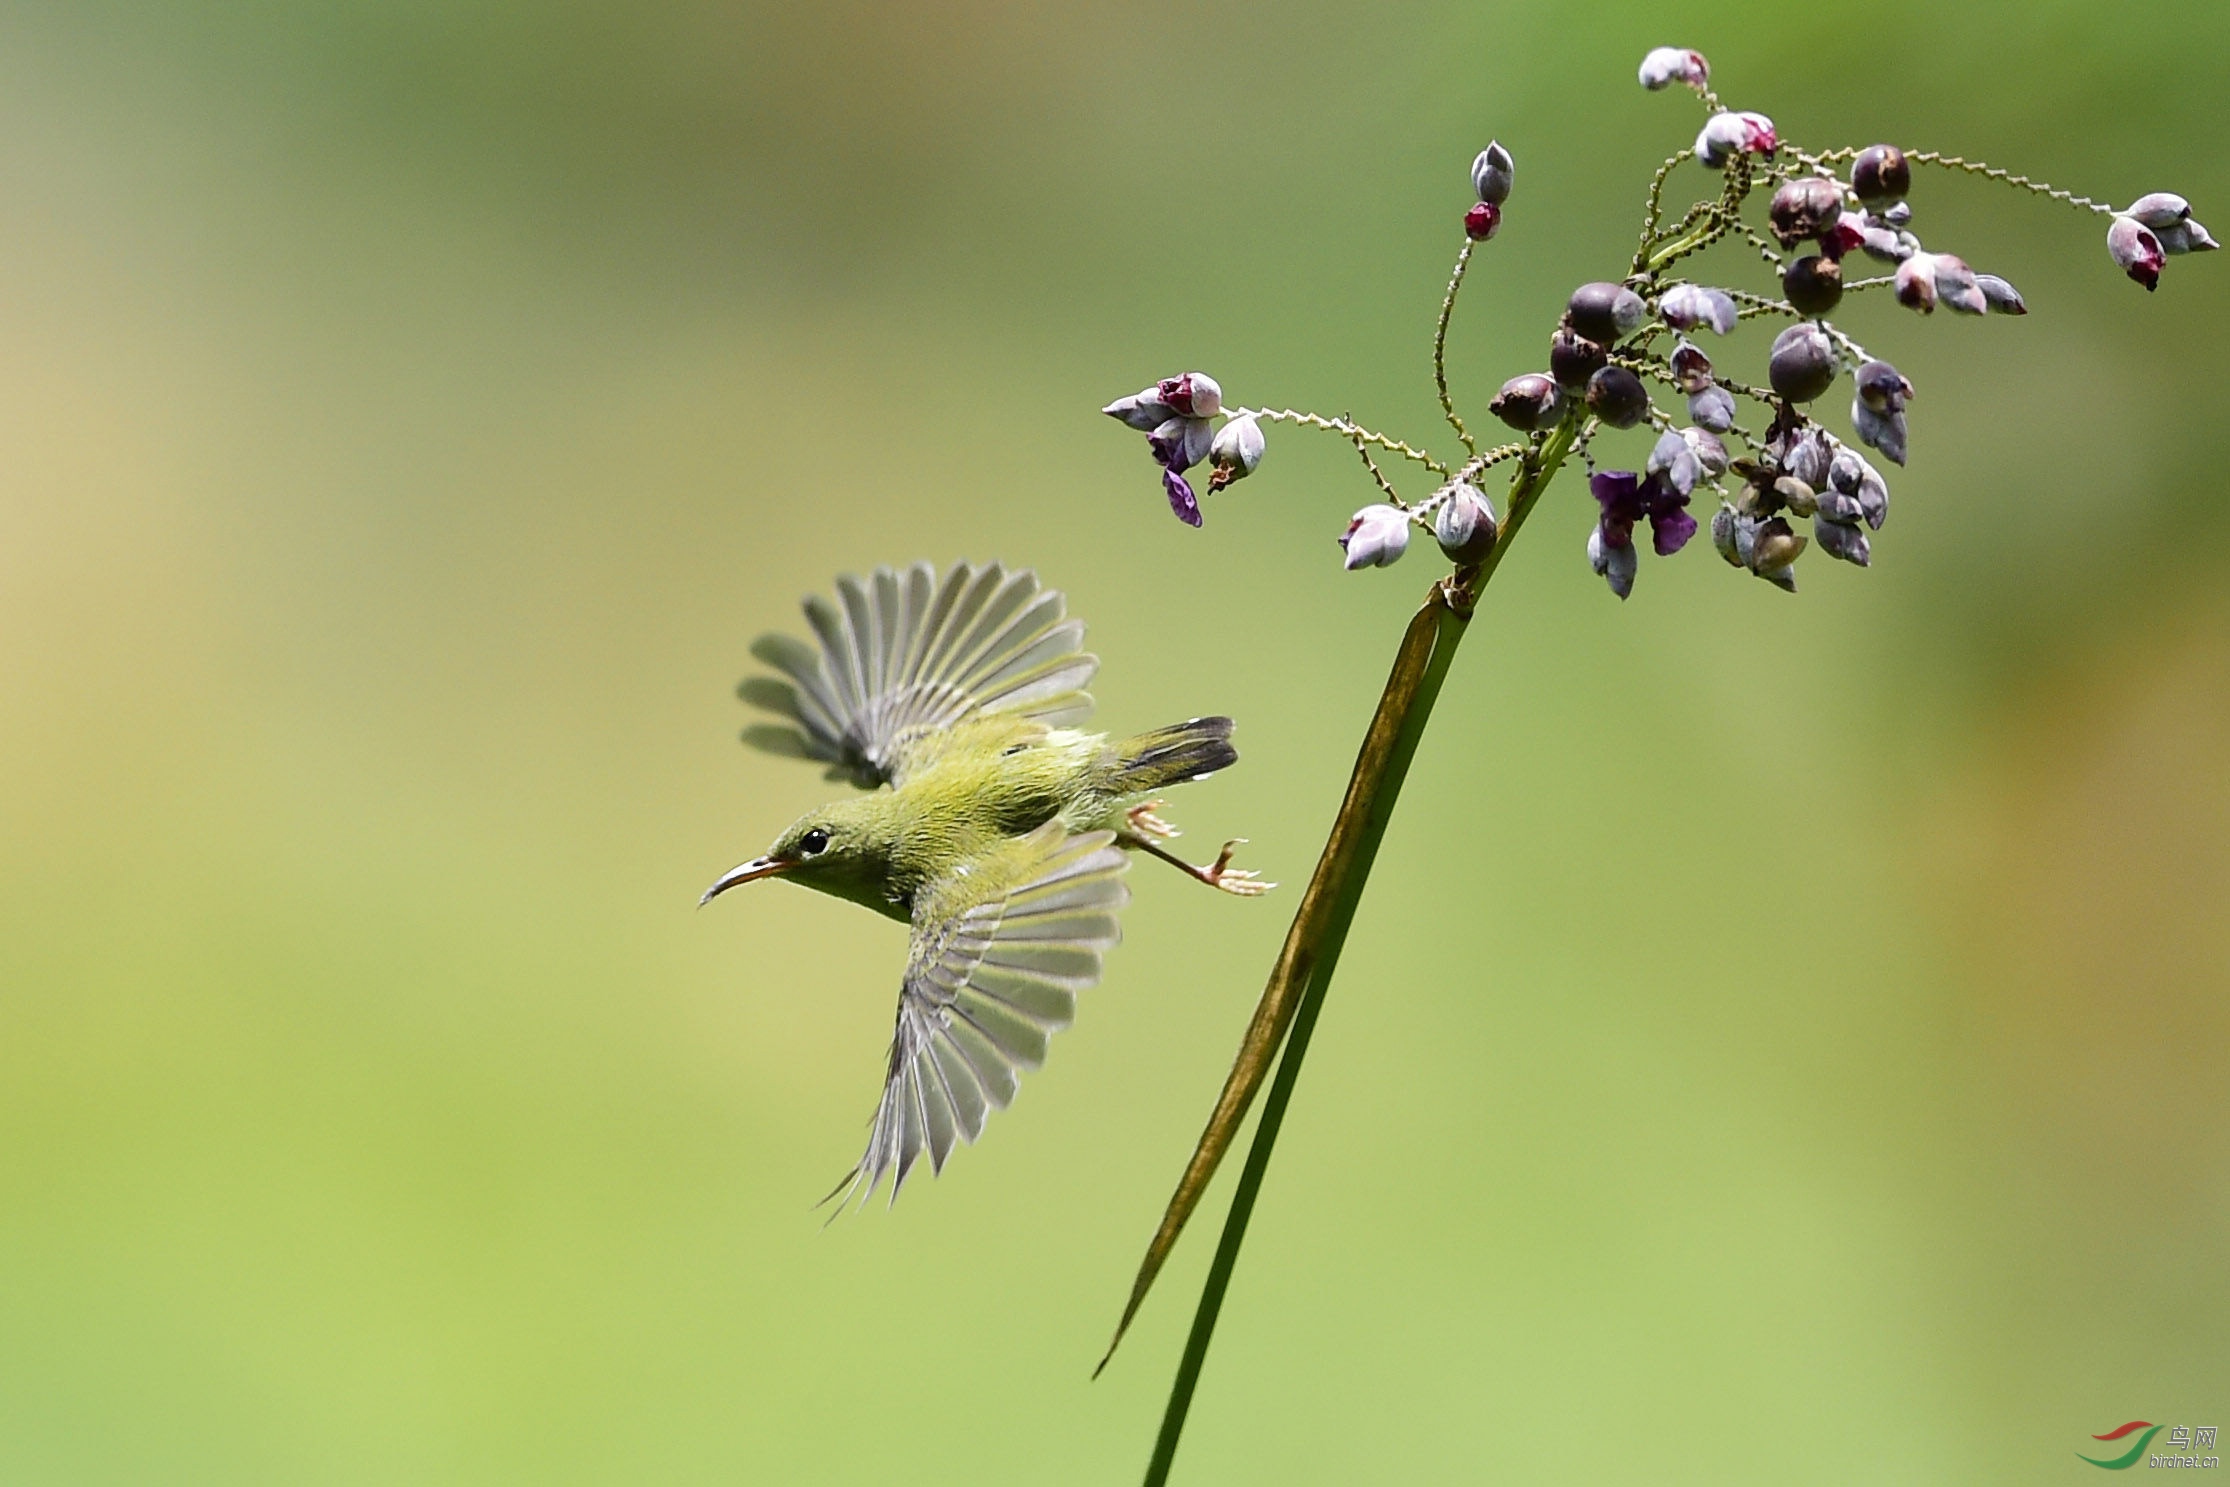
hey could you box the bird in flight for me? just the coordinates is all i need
[703,560,1266,1208]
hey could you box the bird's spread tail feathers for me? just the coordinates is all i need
[1102,717,1238,796]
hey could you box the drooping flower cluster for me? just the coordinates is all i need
[1103,372,1266,526]
[1096,44,2211,602]
[2107,192,2219,291]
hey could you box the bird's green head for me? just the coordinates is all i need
[699,796,899,913]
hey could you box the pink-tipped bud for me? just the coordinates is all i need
[1695,111,1776,171]
[1339,504,1411,570]
[2107,215,2165,291]
[1818,218,1867,261]
[1637,46,1710,90]
[1463,200,1502,241]
[1156,372,1223,418]
[1894,253,1939,313]
[1469,142,1514,205]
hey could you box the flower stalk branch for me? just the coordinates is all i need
[1092,41,2210,1482]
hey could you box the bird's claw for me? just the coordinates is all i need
[1201,839,1274,897]
[1126,800,1182,840]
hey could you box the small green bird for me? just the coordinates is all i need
[703,560,1265,1207]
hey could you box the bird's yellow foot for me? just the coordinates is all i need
[1125,800,1181,840]
[1127,834,1275,895]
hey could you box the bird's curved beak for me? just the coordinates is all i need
[699,856,793,905]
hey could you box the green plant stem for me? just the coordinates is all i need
[1133,415,1578,1485]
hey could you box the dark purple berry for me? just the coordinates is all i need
[1850,144,1911,209]
[1549,326,1609,390]
[1584,365,1649,429]
[1566,281,1647,345]
[1782,254,1843,316]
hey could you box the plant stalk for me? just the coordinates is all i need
[1126,415,1580,1485]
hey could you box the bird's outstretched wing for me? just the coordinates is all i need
[826,823,1129,1211]
[742,561,1099,789]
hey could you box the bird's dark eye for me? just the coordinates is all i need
[798,828,830,856]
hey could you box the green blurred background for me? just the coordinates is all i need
[2,1,2225,1481]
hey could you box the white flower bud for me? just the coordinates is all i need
[2157,218,2220,255]
[2125,193,2191,230]
[1687,383,1736,433]
[1470,141,1514,205]
[1975,273,2027,314]
[1931,253,1988,315]
[1813,516,1871,566]
[1637,46,1710,90]
[1104,387,1173,431]
[1858,223,1920,264]
[1711,504,1743,567]
[1682,426,1730,476]
[1150,416,1216,473]
[1339,504,1411,570]
[1207,414,1265,491]
[1647,430,1700,497]
[1694,111,1776,171]
[2108,216,2165,291]
[1432,484,1499,563]
[1658,283,1739,335]
[1587,524,1638,600]
[1851,399,1908,467]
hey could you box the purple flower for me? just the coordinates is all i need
[1105,373,1233,524]
[1163,469,1201,527]
[1588,470,1697,596]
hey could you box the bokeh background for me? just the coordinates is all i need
[3,2,2225,1481]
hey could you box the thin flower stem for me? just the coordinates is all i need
[1234,406,1453,477]
[1453,441,1527,486]
[1906,151,2119,216]
[1123,413,1583,1486]
[1350,424,1404,505]
[1433,240,1479,456]
[1731,221,1785,267]
[1631,151,1695,275]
